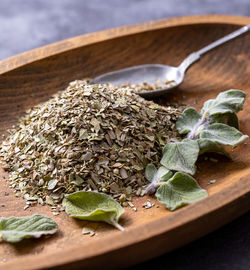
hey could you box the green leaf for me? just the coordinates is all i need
[211,112,239,129]
[63,191,125,231]
[201,89,246,117]
[155,172,208,211]
[146,166,173,194]
[161,139,199,175]
[200,123,248,147]
[176,107,201,134]
[154,166,173,182]
[0,214,58,243]
[198,138,230,157]
[145,164,157,182]
[145,164,172,183]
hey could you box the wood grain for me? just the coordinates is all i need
[0,15,249,270]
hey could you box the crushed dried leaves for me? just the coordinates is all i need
[0,80,181,209]
[120,80,176,93]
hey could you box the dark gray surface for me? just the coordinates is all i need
[132,213,250,270]
[130,214,250,270]
[0,1,249,269]
[0,0,250,60]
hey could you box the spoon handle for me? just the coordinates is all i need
[198,25,250,55]
[179,25,250,73]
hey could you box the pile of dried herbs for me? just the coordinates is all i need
[0,80,181,209]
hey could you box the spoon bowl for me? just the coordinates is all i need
[91,64,183,98]
[91,64,175,85]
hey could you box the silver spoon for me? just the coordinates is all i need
[90,25,250,98]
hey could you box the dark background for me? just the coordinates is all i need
[0,1,249,269]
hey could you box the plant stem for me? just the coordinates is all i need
[146,183,157,195]
[109,218,125,231]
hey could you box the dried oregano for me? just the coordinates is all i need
[0,80,181,209]
[119,80,176,93]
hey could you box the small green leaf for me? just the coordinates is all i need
[155,166,173,182]
[198,138,230,157]
[146,166,173,194]
[201,89,246,117]
[145,164,157,182]
[0,214,58,243]
[161,139,199,175]
[63,191,125,231]
[211,112,239,129]
[155,172,208,211]
[200,123,248,147]
[176,107,201,134]
[145,164,172,183]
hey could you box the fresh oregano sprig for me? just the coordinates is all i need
[146,89,248,211]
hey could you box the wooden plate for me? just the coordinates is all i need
[0,15,249,270]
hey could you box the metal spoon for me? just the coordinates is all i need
[90,25,250,98]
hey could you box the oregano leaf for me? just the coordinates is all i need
[211,112,239,129]
[161,139,199,175]
[154,166,173,182]
[146,166,173,194]
[155,172,208,211]
[198,138,230,157]
[200,123,248,147]
[0,214,58,243]
[176,107,201,135]
[63,191,125,231]
[201,89,246,117]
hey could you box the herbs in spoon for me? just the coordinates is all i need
[146,89,248,211]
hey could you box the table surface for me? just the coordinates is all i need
[0,1,249,269]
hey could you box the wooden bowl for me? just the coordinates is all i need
[0,15,249,270]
